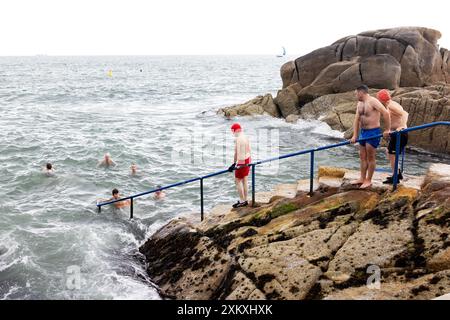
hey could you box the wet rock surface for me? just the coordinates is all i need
[140,164,450,299]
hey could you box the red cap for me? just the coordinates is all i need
[377,89,391,103]
[231,123,242,132]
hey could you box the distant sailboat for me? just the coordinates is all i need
[277,47,286,58]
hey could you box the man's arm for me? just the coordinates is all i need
[372,99,391,138]
[350,105,361,143]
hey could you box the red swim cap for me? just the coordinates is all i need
[231,123,242,132]
[377,89,391,103]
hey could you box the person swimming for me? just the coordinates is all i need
[154,185,166,200]
[97,153,117,168]
[43,163,55,176]
[130,163,138,176]
[98,188,130,209]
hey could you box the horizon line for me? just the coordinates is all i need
[0,53,300,58]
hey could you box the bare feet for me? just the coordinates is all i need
[360,181,372,189]
[351,179,364,185]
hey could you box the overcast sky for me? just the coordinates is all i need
[0,0,448,56]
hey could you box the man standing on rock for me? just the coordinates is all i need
[228,123,252,208]
[350,85,391,189]
[377,89,409,184]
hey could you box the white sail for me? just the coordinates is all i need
[277,47,286,57]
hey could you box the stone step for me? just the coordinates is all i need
[274,183,299,199]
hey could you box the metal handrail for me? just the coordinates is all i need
[96,121,450,220]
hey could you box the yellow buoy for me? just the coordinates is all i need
[107,70,113,77]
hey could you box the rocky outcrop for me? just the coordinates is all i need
[140,164,450,300]
[217,94,281,118]
[285,27,449,98]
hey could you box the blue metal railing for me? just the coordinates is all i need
[97,121,450,220]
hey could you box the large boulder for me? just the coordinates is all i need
[287,27,449,106]
[280,61,297,89]
[274,84,301,117]
[297,55,402,106]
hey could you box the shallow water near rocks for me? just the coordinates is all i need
[0,56,448,299]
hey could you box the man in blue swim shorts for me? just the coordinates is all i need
[350,85,391,189]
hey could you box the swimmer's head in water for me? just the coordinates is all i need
[231,123,242,135]
[356,85,369,101]
[112,188,119,197]
[46,163,52,170]
[377,89,391,105]
[104,153,111,160]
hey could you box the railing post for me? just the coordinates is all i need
[200,178,204,221]
[393,131,401,191]
[130,198,134,219]
[251,164,256,207]
[309,150,315,195]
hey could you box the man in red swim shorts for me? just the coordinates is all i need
[228,123,252,208]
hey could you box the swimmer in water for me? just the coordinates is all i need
[97,153,117,168]
[154,185,166,200]
[43,163,55,176]
[98,188,130,209]
[130,163,138,176]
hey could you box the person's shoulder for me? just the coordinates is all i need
[370,96,384,108]
[369,96,380,103]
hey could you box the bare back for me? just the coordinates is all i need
[235,133,251,162]
[357,97,382,129]
[387,100,408,130]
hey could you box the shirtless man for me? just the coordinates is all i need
[350,85,391,189]
[97,153,117,168]
[376,89,409,184]
[98,188,130,209]
[228,123,251,208]
[154,185,166,200]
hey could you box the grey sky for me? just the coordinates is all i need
[0,0,448,56]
